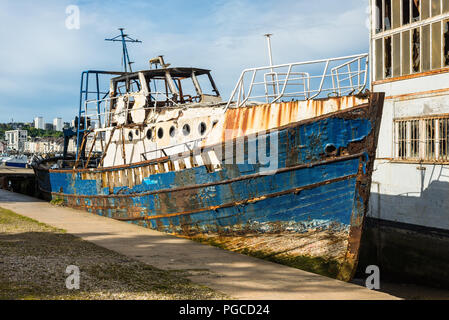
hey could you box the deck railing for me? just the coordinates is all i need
[225,53,368,110]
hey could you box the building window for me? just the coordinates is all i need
[402,30,411,75]
[374,1,449,81]
[375,38,384,80]
[412,0,420,22]
[444,20,449,66]
[393,33,401,76]
[431,0,441,17]
[385,36,392,77]
[393,0,401,28]
[422,24,431,71]
[376,0,383,33]
[385,0,392,30]
[432,21,442,69]
[403,0,411,25]
[395,116,449,162]
[412,28,421,72]
[422,0,430,20]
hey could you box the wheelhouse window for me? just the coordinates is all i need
[143,68,221,105]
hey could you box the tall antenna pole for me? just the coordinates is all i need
[105,28,142,72]
[264,33,276,98]
[264,33,274,67]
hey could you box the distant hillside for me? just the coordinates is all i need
[0,124,63,140]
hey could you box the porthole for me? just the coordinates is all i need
[169,126,176,137]
[128,132,133,142]
[135,129,139,135]
[199,122,207,135]
[146,128,153,140]
[158,127,164,139]
[324,144,337,155]
[182,124,191,136]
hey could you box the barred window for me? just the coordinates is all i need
[425,119,436,160]
[395,115,449,162]
[410,120,420,158]
[397,120,407,159]
[440,118,449,160]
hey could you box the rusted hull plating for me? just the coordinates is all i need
[35,93,384,281]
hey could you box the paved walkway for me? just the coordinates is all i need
[0,189,398,300]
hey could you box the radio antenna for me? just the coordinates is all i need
[105,28,142,72]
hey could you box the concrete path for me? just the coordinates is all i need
[0,189,398,300]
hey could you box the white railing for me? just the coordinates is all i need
[225,53,368,110]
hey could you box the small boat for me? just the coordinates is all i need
[33,49,384,280]
[3,155,28,168]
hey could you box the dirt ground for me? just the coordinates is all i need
[0,207,228,300]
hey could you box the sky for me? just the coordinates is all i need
[0,0,370,123]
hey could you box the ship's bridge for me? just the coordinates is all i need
[110,67,222,108]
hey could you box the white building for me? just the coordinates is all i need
[53,118,63,131]
[365,0,449,285]
[34,117,44,130]
[24,138,64,154]
[5,130,27,152]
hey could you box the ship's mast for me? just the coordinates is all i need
[264,33,276,98]
[105,28,142,72]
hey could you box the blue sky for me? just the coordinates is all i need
[0,0,370,123]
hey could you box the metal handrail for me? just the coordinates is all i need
[225,53,368,110]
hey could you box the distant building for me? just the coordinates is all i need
[34,117,44,130]
[45,123,54,131]
[53,118,63,131]
[0,141,6,153]
[5,130,27,152]
[24,137,64,155]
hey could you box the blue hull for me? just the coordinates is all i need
[35,93,384,280]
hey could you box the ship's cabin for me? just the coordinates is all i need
[109,67,222,109]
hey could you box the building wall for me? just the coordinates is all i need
[369,1,449,232]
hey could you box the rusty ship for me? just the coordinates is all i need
[33,34,384,280]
